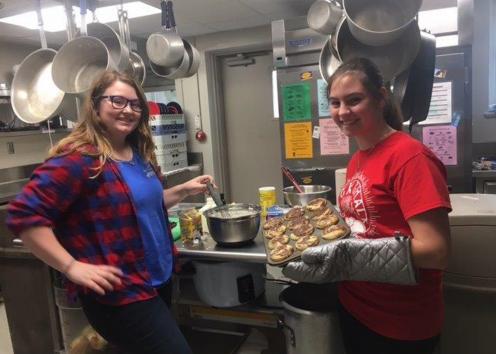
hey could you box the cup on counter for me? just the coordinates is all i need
[178,208,202,243]
[259,186,276,217]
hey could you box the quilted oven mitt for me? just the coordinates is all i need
[283,236,417,285]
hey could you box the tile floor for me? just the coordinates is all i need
[0,302,267,354]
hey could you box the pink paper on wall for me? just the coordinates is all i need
[319,119,349,155]
[422,125,457,166]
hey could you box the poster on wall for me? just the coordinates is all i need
[420,81,453,125]
[319,119,349,155]
[422,125,457,166]
[317,79,329,117]
[284,122,313,159]
[282,83,312,121]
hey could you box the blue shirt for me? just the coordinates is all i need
[117,153,172,286]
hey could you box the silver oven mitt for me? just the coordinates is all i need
[283,236,417,285]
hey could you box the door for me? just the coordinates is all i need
[220,52,283,204]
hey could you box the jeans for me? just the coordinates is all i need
[338,302,440,354]
[79,280,192,354]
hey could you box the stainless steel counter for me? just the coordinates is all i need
[176,232,267,263]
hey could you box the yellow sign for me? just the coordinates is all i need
[300,71,313,80]
[284,122,313,159]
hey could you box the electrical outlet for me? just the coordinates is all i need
[7,141,14,154]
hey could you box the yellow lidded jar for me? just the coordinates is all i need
[259,186,276,217]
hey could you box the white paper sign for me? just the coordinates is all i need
[420,81,453,125]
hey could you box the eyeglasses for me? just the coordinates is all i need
[99,95,143,112]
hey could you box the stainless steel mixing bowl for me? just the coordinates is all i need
[204,203,261,246]
[283,185,332,206]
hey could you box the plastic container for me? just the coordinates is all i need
[259,186,276,217]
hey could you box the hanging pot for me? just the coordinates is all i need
[146,0,185,67]
[335,16,421,82]
[342,0,422,46]
[52,36,114,94]
[307,0,344,35]
[11,49,78,123]
[149,39,196,80]
[183,41,200,77]
[86,22,130,73]
[11,1,77,124]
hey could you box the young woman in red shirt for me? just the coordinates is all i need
[284,58,452,354]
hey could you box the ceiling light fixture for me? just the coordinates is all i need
[0,1,160,32]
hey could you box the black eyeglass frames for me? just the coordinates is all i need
[99,95,143,112]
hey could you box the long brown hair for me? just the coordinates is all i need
[327,58,403,131]
[49,71,157,176]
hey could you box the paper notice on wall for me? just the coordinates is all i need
[317,79,329,117]
[284,122,313,159]
[319,119,349,155]
[420,81,452,125]
[282,83,312,121]
[422,125,457,165]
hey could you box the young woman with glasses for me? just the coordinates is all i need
[7,70,213,354]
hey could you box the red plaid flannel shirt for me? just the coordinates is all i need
[6,149,178,305]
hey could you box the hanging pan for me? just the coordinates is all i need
[52,0,115,94]
[150,39,197,79]
[319,37,341,82]
[307,0,343,35]
[11,0,77,124]
[342,0,422,46]
[335,16,421,82]
[118,8,146,85]
[146,0,185,67]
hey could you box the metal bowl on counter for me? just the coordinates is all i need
[203,203,261,246]
[283,185,332,206]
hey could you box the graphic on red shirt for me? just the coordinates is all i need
[339,171,378,237]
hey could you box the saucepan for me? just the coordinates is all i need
[86,21,130,73]
[307,0,343,35]
[146,0,185,68]
[149,39,196,79]
[342,0,422,46]
[52,0,114,94]
[335,16,421,82]
[11,0,77,123]
[319,37,341,82]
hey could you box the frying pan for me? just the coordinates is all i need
[400,31,436,126]
[146,0,185,67]
[335,16,421,82]
[319,37,342,82]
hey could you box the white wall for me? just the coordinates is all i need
[174,25,272,181]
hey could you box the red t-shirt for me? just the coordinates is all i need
[338,131,452,340]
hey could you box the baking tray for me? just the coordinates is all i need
[263,200,350,267]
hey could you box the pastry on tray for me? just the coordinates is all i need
[287,216,310,230]
[270,244,294,262]
[322,224,348,240]
[315,214,340,229]
[295,235,320,251]
[311,207,332,221]
[305,198,328,211]
[284,206,305,220]
[268,234,290,249]
[289,223,314,240]
[264,224,287,239]
[263,217,284,230]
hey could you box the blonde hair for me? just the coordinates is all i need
[49,70,158,176]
